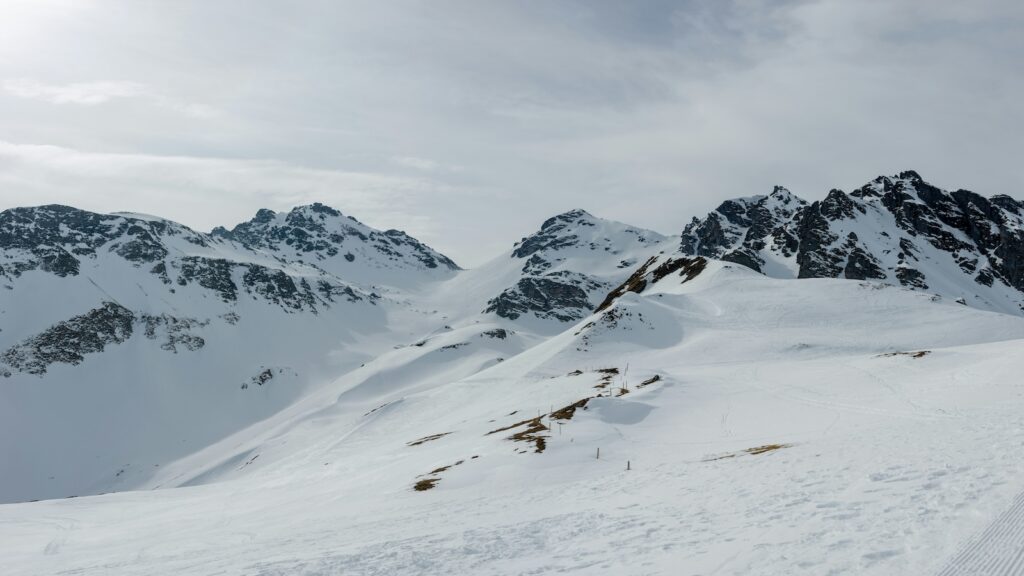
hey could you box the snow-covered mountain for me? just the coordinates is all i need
[8,247,1024,575]
[435,208,669,327]
[0,203,664,503]
[4,176,1024,575]
[0,204,455,502]
[680,171,1024,314]
[212,203,459,288]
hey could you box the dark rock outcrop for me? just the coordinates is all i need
[596,256,707,313]
[678,172,1024,313]
[1,302,135,375]
[215,203,459,272]
[486,277,599,322]
[487,209,664,322]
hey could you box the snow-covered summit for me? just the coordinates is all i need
[0,204,210,279]
[511,208,661,259]
[213,203,459,288]
[0,202,456,503]
[438,208,669,325]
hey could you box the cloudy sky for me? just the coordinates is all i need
[1,0,1022,265]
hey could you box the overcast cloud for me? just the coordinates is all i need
[1,0,1022,265]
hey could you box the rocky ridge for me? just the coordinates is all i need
[482,209,667,322]
[679,171,1024,314]
[213,203,459,286]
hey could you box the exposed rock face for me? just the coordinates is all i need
[512,209,597,259]
[213,203,459,276]
[139,314,208,353]
[679,172,1024,314]
[1,302,136,375]
[485,209,665,323]
[0,303,215,376]
[0,205,206,281]
[485,276,599,322]
[0,202,459,382]
[680,187,806,274]
[596,256,708,313]
[240,366,295,390]
[0,203,428,315]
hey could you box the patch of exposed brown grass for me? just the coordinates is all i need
[488,417,537,435]
[594,368,619,390]
[745,443,791,455]
[509,418,548,453]
[488,414,551,453]
[550,398,590,420]
[407,432,451,447]
[703,443,793,462]
[413,478,439,491]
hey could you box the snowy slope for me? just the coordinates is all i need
[4,257,1024,575]
[0,204,456,503]
[680,171,1024,315]
[156,208,673,487]
[4,189,1024,575]
[0,205,663,503]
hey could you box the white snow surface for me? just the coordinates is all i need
[0,206,667,504]
[4,253,1024,575]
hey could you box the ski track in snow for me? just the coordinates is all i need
[936,490,1024,576]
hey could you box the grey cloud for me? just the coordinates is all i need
[0,0,1022,266]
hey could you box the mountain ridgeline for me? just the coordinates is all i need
[678,171,1024,315]
[0,203,457,502]
[5,171,1021,384]
[1,170,1023,503]
[212,203,459,285]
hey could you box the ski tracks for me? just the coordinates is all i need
[937,490,1024,576]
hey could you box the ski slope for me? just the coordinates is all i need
[3,261,1024,575]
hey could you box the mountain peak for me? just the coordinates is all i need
[482,210,666,323]
[854,170,928,198]
[897,169,923,182]
[252,208,277,222]
[763,186,806,211]
[289,202,342,219]
[214,204,458,282]
[512,209,663,261]
[540,209,593,231]
[680,172,1024,315]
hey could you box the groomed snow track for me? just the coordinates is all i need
[937,490,1024,576]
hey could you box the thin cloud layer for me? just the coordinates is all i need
[0,140,461,258]
[0,0,1022,265]
[3,79,145,105]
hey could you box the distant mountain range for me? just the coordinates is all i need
[1,171,1022,503]
[679,170,1024,315]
